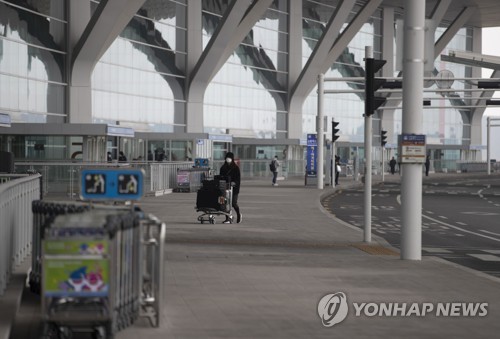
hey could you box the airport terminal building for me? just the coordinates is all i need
[0,0,498,176]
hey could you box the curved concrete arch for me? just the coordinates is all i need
[187,0,272,133]
[288,0,383,139]
[69,0,146,123]
[122,9,185,100]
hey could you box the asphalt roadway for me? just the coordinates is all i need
[3,173,500,338]
[325,173,500,278]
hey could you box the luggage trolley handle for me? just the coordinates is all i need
[139,216,165,327]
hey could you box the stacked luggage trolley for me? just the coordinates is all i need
[195,176,233,224]
[32,168,165,339]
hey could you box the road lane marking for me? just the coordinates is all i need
[423,247,452,253]
[396,194,500,243]
[484,249,500,254]
[467,254,500,262]
[480,230,500,237]
[421,214,500,243]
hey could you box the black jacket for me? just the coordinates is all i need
[220,162,241,194]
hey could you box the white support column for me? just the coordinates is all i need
[487,117,491,175]
[364,47,373,243]
[401,0,425,261]
[317,74,324,189]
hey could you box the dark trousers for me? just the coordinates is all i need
[335,171,339,185]
[231,191,240,218]
[272,171,278,184]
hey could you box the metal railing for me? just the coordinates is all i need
[13,161,193,197]
[212,159,306,179]
[11,160,306,197]
[0,174,41,295]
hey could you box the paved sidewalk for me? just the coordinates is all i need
[3,173,500,338]
[117,174,500,339]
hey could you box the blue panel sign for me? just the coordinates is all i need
[0,113,11,127]
[307,134,318,146]
[306,134,317,175]
[107,125,135,137]
[80,169,144,201]
[194,158,209,167]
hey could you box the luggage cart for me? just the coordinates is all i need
[195,178,233,224]
[40,209,141,339]
[175,167,212,192]
[139,214,165,327]
[30,200,91,294]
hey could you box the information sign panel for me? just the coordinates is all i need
[400,134,426,163]
[306,134,317,175]
[80,168,144,201]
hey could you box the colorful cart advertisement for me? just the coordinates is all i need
[43,239,110,297]
[43,258,109,297]
[44,240,109,255]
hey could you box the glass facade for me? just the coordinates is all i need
[391,26,472,154]
[0,0,482,166]
[203,0,288,139]
[302,2,383,143]
[0,0,66,123]
[91,0,187,132]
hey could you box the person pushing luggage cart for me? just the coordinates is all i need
[195,152,242,224]
[219,152,242,224]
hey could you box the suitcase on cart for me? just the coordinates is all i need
[195,178,233,224]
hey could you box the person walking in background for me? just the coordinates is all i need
[220,152,242,224]
[334,155,340,186]
[270,155,280,186]
[425,155,430,176]
[389,156,397,175]
[118,151,127,162]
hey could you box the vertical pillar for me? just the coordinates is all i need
[382,7,396,148]
[67,0,92,124]
[487,117,491,175]
[317,74,324,189]
[183,2,203,136]
[364,46,373,243]
[287,0,303,140]
[401,0,425,260]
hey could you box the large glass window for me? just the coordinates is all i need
[0,1,66,122]
[302,5,383,143]
[91,0,186,132]
[203,0,288,139]
[390,27,471,147]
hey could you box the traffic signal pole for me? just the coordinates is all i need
[364,47,387,243]
[364,46,373,243]
[317,73,324,189]
[381,129,387,183]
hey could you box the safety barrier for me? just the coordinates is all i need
[0,174,41,295]
[457,161,500,173]
[14,161,193,197]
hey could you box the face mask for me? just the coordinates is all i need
[226,158,232,164]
